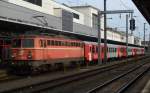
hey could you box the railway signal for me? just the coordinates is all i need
[130,18,135,31]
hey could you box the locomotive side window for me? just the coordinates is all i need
[47,40,51,45]
[61,41,64,46]
[71,42,73,46]
[12,39,21,48]
[40,40,43,47]
[44,40,46,47]
[51,40,54,46]
[58,41,61,46]
[22,39,34,48]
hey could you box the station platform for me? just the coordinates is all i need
[141,80,150,93]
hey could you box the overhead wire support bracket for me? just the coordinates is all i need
[101,10,134,14]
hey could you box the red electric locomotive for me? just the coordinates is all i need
[9,35,145,74]
[10,35,85,73]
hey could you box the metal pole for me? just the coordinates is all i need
[131,13,133,35]
[144,23,146,50]
[126,14,129,58]
[104,0,107,63]
[149,33,150,52]
[98,11,101,65]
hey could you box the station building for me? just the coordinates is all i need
[0,0,142,45]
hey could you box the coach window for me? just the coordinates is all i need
[96,46,98,53]
[107,48,109,53]
[79,43,81,47]
[102,47,104,53]
[92,46,95,53]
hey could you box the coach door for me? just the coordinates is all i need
[89,45,93,62]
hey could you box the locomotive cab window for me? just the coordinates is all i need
[12,39,21,48]
[0,40,3,45]
[22,39,34,48]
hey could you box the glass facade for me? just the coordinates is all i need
[24,0,42,6]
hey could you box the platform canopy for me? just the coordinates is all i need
[133,0,150,24]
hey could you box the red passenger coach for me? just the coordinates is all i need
[11,35,84,72]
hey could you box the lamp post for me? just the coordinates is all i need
[104,0,107,64]
[126,14,129,58]
[98,11,101,65]
[144,23,146,50]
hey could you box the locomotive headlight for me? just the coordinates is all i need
[11,55,15,58]
[11,53,16,58]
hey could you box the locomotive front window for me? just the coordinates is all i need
[22,39,34,48]
[12,39,21,48]
[0,40,3,45]
[4,40,11,45]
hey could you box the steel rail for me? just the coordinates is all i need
[86,62,149,93]
[116,66,150,93]
[3,63,120,93]
[1,56,148,93]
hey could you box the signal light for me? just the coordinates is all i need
[130,18,135,31]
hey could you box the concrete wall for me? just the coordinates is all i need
[73,23,97,37]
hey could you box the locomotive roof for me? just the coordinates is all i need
[13,35,82,42]
[13,35,144,48]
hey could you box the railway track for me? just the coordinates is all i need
[87,62,150,93]
[0,70,20,83]
[2,56,149,93]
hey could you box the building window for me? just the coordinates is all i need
[24,0,42,6]
[73,13,80,19]
[92,14,98,29]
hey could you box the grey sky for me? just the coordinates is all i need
[55,0,150,40]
